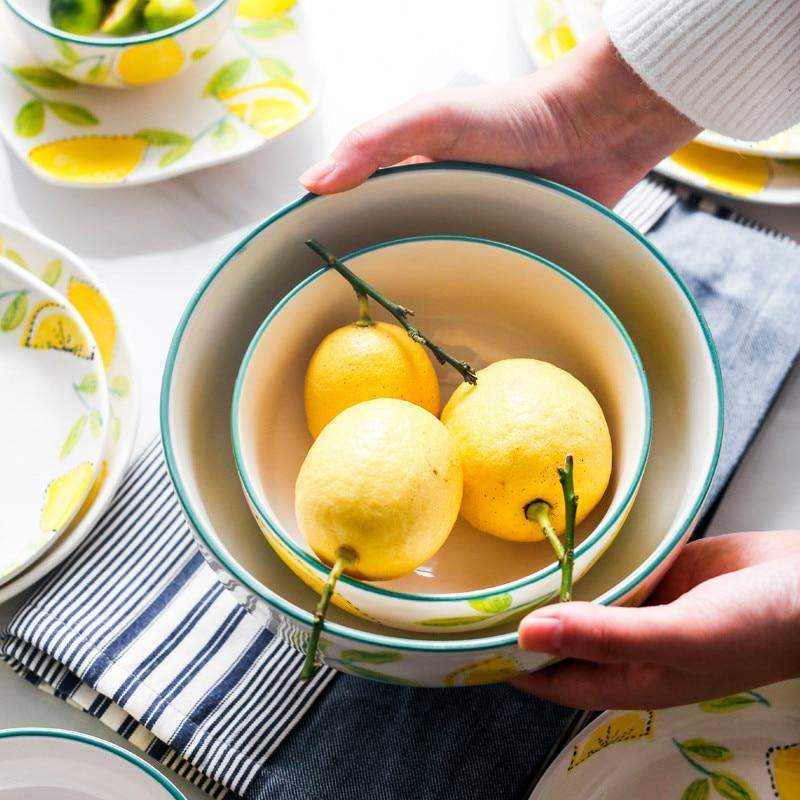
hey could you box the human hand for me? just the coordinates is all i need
[512,531,800,709]
[299,32,699,207]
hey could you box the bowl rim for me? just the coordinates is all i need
[161,161,724,652]
[3,0,230,47]
[230,233,653,602]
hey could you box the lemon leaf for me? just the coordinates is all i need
[47,102,99,127]
[259,56,293,79]
[340,649,401,664]
[680,739,732,761]
[88,410,104,437]
[418,614,487,627]
[60,414,87,459]
[4,249,27,268]
[86,62,109,83]
[191,46,211,61]
[468,593,512,614]
[77,373,99,394]
[135,129,192,146]
[14,100,45,138]
[203,58,250,97]
[55,41,80,64]
[699,694,765,713]
[159,141,193,168]
[41,258,62,286]
[710,772,755,800]
[110,414,121,442]
[109,375,130,397]
[681,779,709,800]
[240,15,295,38]
[211,119,237,150]
[0,291,28,331]
[13,67,78,89]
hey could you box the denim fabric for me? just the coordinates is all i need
[245,203,800,800]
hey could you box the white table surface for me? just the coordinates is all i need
[1,2,799,797]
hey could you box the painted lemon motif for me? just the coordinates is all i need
[218,80,312,138]
[670,142,772,197]
[66,460,107,532]
[534,23,576,63]
[304,321,440,438]
[769,744,800,799]
[569,711,654,769]
[29,136,147,185]
[445,656,521,687]
[21,301,93,358]
[67,278,117,368]
[237,0,294,18]
[116,38,184,85]
[41,461,95,532]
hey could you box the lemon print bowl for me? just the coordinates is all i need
[231,236,652,633]
[4,0,236,88]
[162,163,721,686]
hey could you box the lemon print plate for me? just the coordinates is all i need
[0,254,108,584]
[0,217,138,601]
[0,0,317,187]
[515,0,800,205]
[531,678,800,800]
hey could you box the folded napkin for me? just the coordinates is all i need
[3,182,799,800]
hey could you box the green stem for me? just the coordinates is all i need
[355,292,373,326]
[300,547,357,680]
[557,454,577,603]
[525,501,565,562]
[193,113,229,143]
[305,239,478,385]
[0,289,29,301]
[673,738,713,777]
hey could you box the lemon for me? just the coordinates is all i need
[569,711,654,768]
[296,398,462,580]
[237,0,294,19]
[441,359,612,541]
[21,301,93,359]
[218,80,312,138]
[116,38,184,85]
[66,278,117,368]
[50,0,103,33]
[770,744,800,798]
[304,321,440,438]
[445,656,521,687]
[29,136,147,185]
[534,23,576,63]
[40,461,95,532]
[143,0,197,32]
[670,142,771,197]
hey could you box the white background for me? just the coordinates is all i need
[1,1,799,796]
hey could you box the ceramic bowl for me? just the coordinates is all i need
[161,163,722,687]
[232,235,651,633]
[0,255,109,585]
[3,0,235,88]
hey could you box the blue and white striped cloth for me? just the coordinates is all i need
[1,439,335,798]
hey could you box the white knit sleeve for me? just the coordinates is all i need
[603,0,800,140]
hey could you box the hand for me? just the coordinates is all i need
[299,32,699,207]
[512,531,800,709]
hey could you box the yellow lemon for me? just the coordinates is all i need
[304,321,440,438]
[670,142,771,197]
[116,38,184,85]
[218,80,312,138]
[569,711,654,769]
[65,460,107,532]
[21,301,93,359]
[445,656,521,687]
[770,744,800,799]
[40,461,95,532]
[534,23,576,64]
[66,278,117,368]
[29,136,147,185]
[237,0,294,18]
[441,359,612,541]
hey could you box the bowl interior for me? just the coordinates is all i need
[235,236,648,596]
[164,164,721,647]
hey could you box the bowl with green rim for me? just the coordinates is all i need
[231,234,651,633]
[161,162,722,687]
[4,0,235,88]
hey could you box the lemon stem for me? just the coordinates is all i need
[305,239,478,385]
[300,546,357,681]
[557,454,578,603]
[355,292,373,327]
[525,501,564,562]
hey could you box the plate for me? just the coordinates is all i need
[0,728,185,799]
[0,0,317,187]
[531,679,800,799]
[514,0,800,204]
[0,257,108,584]
[0,218,138,602]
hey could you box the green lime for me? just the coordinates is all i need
[143,0,197,32]
[50,0,103,34]
[101,0,145,35]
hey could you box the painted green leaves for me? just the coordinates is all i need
[211,118,238,150]
[418,592,554,628]
[699,691,770,713]
[469,593,512,614]
[15,101,45,138]
[13,67,78,90]
[682,779,710,800]
[680,739,733,762]
[135,128,193,168]
[204,58,250,97]
[0,290,29,331]
[708,773,756,800]
[61,414,87,458]
[109,375,130,397]
[48,102,98,126]
[674,738,757,800]
[240,14,295,39]
[259,56,293,79]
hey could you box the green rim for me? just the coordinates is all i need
[3,0,231,46]
[0,728,186,798]
[161,161,724,652]
[230,234,652,602]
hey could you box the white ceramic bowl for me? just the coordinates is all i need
[232,235,651,633]
[161,163,722,687]
[4,0,235,88]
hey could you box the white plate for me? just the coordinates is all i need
[0,728,185,799]
[0,257,108,584]
[532,679,800,799]
[0,0,317,187]
[0,218,138,602]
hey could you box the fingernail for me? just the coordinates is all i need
[519,617,563,652]
[299,157,337,187]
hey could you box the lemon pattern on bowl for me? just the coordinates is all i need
[567,711,654,770]
[674,737,759,800]
[115,38,185,86]
[768,744,800,799]
[21,300,93,358]
[29,136,148,184]
[444,655,522,686]
[40,460,95,532]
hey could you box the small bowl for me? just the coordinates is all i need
[232,235,651,633]
[4,0,235,88]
